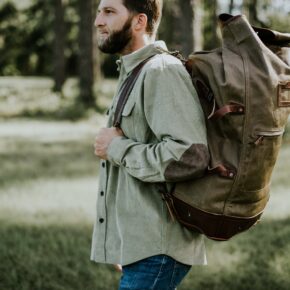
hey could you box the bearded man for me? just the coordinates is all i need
[91,0,209,289]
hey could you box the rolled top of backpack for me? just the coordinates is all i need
[219,13,290,46]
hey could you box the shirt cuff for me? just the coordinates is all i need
[107,136,133,166]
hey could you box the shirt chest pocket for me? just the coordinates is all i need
[120,100,136,138]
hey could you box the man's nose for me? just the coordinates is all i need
[94,13,104,27]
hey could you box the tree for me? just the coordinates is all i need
[168,0,194,56]
[53,0,66,92]
[78,0,95,108]
[179,0,194,55]
[229,0,235,14]
[0,2,20,75]
[192,0,204,51]
[243,0,269,27]
[203,0,220,50]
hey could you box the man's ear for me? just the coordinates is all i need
[132,13,148,32]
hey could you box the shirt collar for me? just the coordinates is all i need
[116,41,168,74]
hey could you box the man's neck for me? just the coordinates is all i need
[120,34,155,56]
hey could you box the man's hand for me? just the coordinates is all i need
[94,127,124,160]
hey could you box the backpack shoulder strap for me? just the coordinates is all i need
[113,56,154,128]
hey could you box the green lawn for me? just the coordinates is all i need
[0,78,290,290]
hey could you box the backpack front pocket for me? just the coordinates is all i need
[238,130,284,191]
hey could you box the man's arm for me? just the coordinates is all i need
[96,60,209,183]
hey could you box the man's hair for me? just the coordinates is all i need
[122,0,163,35]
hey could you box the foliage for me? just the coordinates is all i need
[0,0,289,77]
[0,1,24,75]
[0,0,79,76]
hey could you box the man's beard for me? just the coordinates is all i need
[97,17,133,54]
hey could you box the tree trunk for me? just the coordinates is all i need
[79,0,95,108]
[192,0,203,51]
[174,0,194,56]
[243,0,268,27]
[207,0,219,49]
[53,0,65,93]
[229,0,234,14]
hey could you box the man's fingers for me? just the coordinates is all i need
[116,127,124,136]
[93,127,122,159]
[114,264,122,272]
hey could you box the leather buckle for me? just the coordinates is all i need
[277,81,290,107]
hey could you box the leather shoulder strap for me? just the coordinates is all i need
[113,56,154,128]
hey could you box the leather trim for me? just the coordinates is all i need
[209,102,245,120]
[277,82,290,107]
[207,164,236,179]
[168,194,263,241]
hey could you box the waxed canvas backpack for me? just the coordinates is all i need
[161,14,290,240]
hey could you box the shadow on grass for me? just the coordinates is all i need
[19,101,109,121]
[1,218,290,290]
[21,105,90,121]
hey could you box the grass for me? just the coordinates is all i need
[0,223,120,290]
[182,218,290,290]
[0,119,106,188]
[0,77,290,290]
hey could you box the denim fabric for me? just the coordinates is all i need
[118,255,191,290]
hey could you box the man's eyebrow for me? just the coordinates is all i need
[98,6,117,12]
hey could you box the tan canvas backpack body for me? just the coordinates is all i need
[162,14,290,240]
[114,14,290,241]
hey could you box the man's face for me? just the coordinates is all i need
[95,0,133,54]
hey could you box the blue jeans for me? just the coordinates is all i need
[118,255,191,290]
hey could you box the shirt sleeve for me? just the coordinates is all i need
[107,58,210,183]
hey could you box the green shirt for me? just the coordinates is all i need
[90,41,209,266]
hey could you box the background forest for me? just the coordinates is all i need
[0,1,290,290]
[1,0,290,112]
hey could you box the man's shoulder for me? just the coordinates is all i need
[145,53,185,72]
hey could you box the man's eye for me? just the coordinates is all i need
[104,9,114,15]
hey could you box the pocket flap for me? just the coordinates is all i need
[122,101,135,116]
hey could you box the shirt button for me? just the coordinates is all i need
[100,191,104,196]
[99,218,105,223]
[102,162,106,168]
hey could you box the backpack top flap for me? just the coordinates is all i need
[189,14,290,135]
[220,14,290,132]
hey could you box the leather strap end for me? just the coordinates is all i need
[209,102,245,120]
[208,164,236,179]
